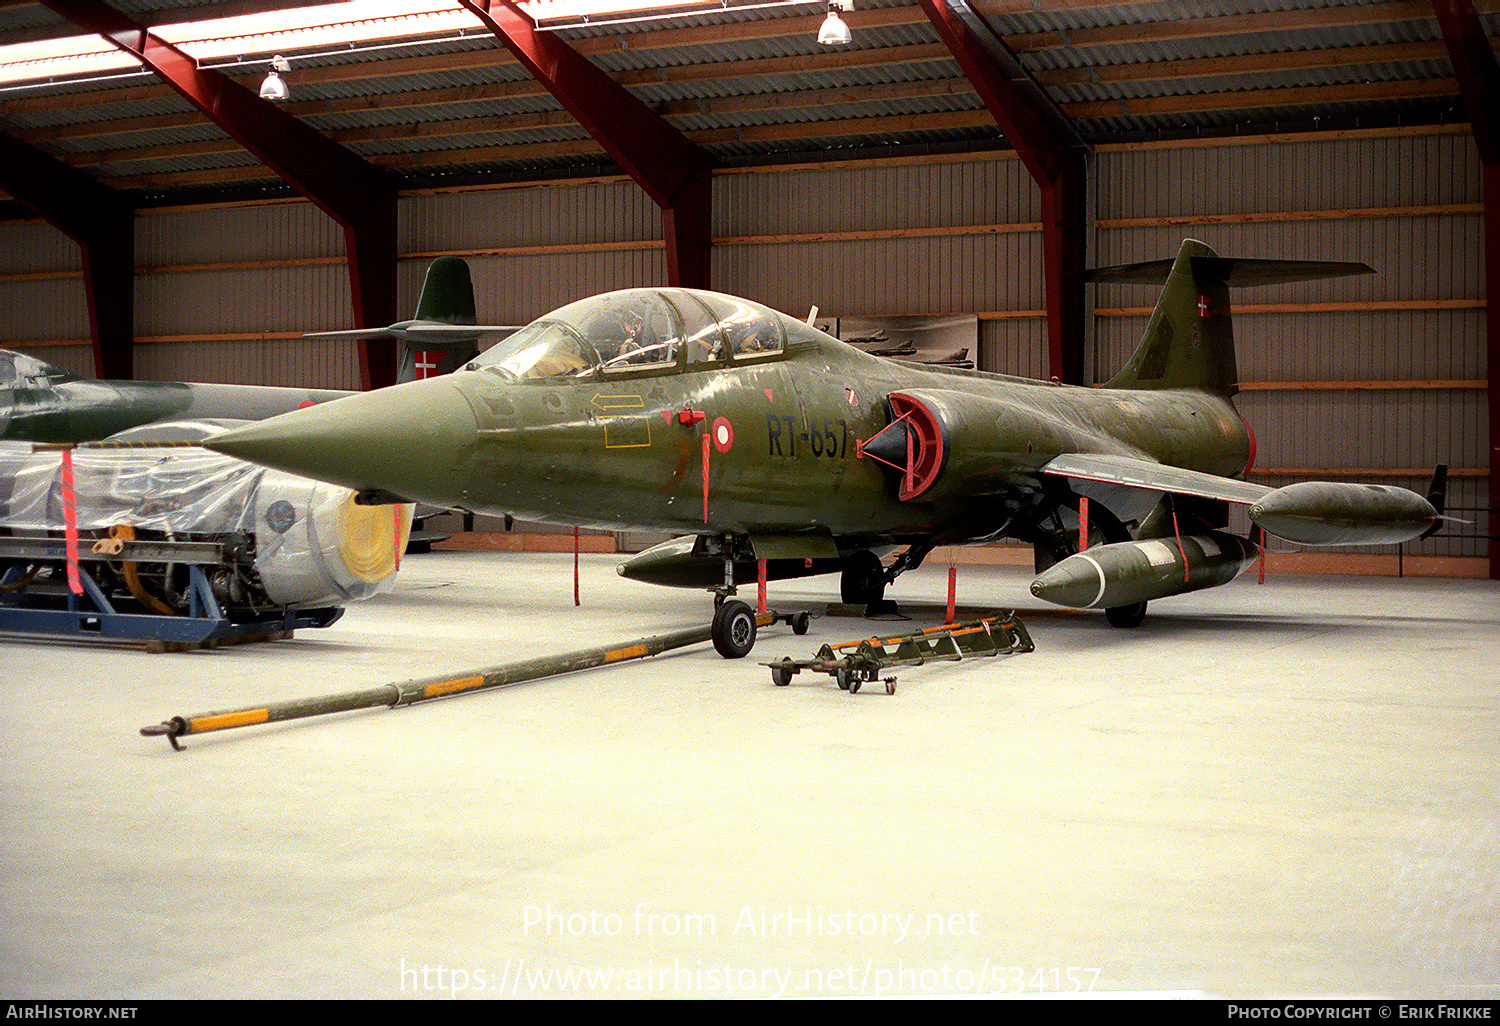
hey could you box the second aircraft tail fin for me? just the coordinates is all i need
[412,255,479,325]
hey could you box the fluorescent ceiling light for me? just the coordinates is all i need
[0,1,475,89]
[0,0,818,91]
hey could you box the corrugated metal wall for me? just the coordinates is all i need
[0,219,91,377]
[0,129,1485,560]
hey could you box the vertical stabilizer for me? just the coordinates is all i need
[1088,240,1373,396]
[399,256,483,383]
[1105,239,1238,396]
[412,255,478,325]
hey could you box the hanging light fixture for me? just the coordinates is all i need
[258,55,290,100]
[818,0,852,46]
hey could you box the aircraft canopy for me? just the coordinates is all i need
[471,289,786,380]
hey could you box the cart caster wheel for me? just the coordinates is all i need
[791,611,809,635]
[885,679,896,695]
[771,658,795,687]
[835,665,852,691]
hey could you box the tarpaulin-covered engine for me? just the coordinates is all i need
[0,421,412,643]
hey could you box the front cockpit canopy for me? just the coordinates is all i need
[470,289,787,380]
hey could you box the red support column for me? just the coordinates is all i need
[1041,166,1086,385]
[1433,0,1500,581]
[458,0,715,289]
[0,133,134,380]
[919,0,1089,384]
[1486,163,1499,582]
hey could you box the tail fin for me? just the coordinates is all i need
[1089,239,1373,397]
[304,257,519,383]
[412,255,478,325]
[400,257,480,383]
[1100,239,1237,395]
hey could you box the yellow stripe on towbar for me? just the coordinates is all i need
[605,644,648,662]
[191,708,270,732]
[423,675,485,698]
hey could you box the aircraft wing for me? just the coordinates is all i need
[1042,453,1272,506]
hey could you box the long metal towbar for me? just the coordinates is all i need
[764,612,1033,694]
[141,611,777,749]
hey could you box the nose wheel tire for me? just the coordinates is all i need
[712,599,758,658]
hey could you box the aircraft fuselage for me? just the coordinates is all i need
[209,314,1251,555]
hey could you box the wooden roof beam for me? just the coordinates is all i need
[1061,77,1459,120]
[1002,0,1499,53]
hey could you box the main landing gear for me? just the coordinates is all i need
[840,550,885,606]
[839,543,931,613]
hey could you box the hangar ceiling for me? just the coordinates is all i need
[0,0,1494,205]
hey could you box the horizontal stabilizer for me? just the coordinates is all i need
[305,323,520,346]
[1079,256,1374,287]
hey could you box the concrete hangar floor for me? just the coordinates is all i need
[0,549,1495,1000]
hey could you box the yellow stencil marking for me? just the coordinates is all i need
[591,393,652,449]
[423,675,485,698]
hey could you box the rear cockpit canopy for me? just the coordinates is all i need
[469,288,788,381]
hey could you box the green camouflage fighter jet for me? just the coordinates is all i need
[0,348,354,444]
[206,240,1454,657]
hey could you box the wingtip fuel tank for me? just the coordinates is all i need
[1248,481,1438,546]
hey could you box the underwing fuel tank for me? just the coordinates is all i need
[1029,531,1260,610]
[1248,481,1438,546]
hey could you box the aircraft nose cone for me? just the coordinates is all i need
[206,378,479,506]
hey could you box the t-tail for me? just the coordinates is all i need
[1088,239,1374,397]
[304,256,520,383]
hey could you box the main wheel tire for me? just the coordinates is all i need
[712,599,758,658]
[1105,601,1148,628]
[840,550,886,605]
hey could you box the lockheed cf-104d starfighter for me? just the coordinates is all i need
[206,240,1454,657]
